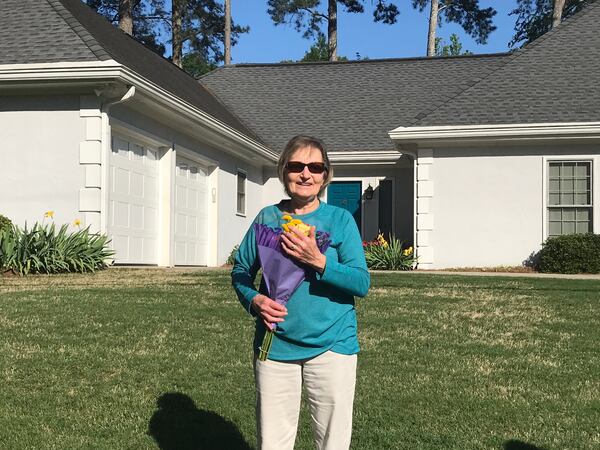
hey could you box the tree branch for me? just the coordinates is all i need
[298,7,328,21]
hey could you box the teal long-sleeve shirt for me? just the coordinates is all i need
[231,201,370,361]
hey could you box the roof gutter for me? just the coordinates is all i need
[328,150,404,166]
[0,61,278,163]
[389,122,600,146]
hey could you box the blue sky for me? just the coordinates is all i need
[229,1,521,64]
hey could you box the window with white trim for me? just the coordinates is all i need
[548,161,593,237]
[237,170,246,215]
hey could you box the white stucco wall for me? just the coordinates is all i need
[0,95,85,228]
[110,105,266,265]
[428,144,600,268]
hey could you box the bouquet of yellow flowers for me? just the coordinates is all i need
[254,215,331,361]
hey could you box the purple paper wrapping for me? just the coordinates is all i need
[254,223,306,330]
[253,223,332,331]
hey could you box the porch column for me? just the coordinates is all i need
[416,148,434,268]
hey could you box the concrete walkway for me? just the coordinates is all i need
[370,269,600,281]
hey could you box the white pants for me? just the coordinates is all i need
[254,350,357,450]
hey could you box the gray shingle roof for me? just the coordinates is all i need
[200,55,509,152]
[0,0,103,63]
[201,2,600,150]
[0,0,259,142]
[414,1,600,127]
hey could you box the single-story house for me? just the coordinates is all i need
[1,0,599,269]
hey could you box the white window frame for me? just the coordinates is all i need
[543,156,595,239]
[236,169,247,217]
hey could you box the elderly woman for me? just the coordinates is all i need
[231,135,370,450]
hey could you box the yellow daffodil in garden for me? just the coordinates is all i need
[73,218,81,227]
[376,233,389,248]
[44,210,55,219]
[403,246,413,256]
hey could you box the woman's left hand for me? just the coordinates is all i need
[281,225,326,273]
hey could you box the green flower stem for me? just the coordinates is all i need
[258,328,274,361]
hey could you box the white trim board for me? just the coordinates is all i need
[390,122,600,146]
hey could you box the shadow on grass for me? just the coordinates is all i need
[504,439,548,450]
[148,392,252,450]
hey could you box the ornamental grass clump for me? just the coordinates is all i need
[363,233,415,270]
[537,233,600,274]
[0,217,114,276]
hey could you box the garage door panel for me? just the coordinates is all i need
[114,167,129,194]
[131,172,144,197]
[114,201,129,227]
[174,155,208,266]
[176,185,187,208]
[188,189,198,208]
[130,204,143,229]
[109,134,159,265]
[175,212,186,235]
[145,176,157,199]
[112,235,128,256]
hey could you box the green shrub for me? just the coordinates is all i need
[0,222,114,276]
[364,234,416,270]
[226,245,239,265]
[0,214,12,234]
[537,233,600,274]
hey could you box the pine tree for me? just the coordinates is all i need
[267,0,399,62]
[509,0,596,48]
[411,0,496,57]
[83,1,247,75]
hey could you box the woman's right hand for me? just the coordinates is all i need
[251,294,288,329]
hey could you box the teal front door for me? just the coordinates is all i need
[327,181,362,231]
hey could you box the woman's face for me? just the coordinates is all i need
[284,146,326,203]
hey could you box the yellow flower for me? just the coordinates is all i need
[44,210,55,219]
[73,218,81,227]
[377,233,389,248]
[403,246,413,256]
[281,215,311,236]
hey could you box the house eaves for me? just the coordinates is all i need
[0,60,278,164]
[389,122,600,147]
[328,150,404,166]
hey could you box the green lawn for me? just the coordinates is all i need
[0,269,598,449]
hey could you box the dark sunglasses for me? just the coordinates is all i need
[285,161,328,174]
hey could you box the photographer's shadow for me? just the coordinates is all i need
[148,392,252,450]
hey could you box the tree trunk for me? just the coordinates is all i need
[552,0,567,28]
[427,0,439,57]
[224,0,231,65]
[328,0,337,62]
[118,0,133,35]
[172,0,183,68]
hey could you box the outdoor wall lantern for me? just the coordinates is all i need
[364,184,374,200]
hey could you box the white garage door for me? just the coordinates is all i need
[108,135,159,264]
[174,156,209,266]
